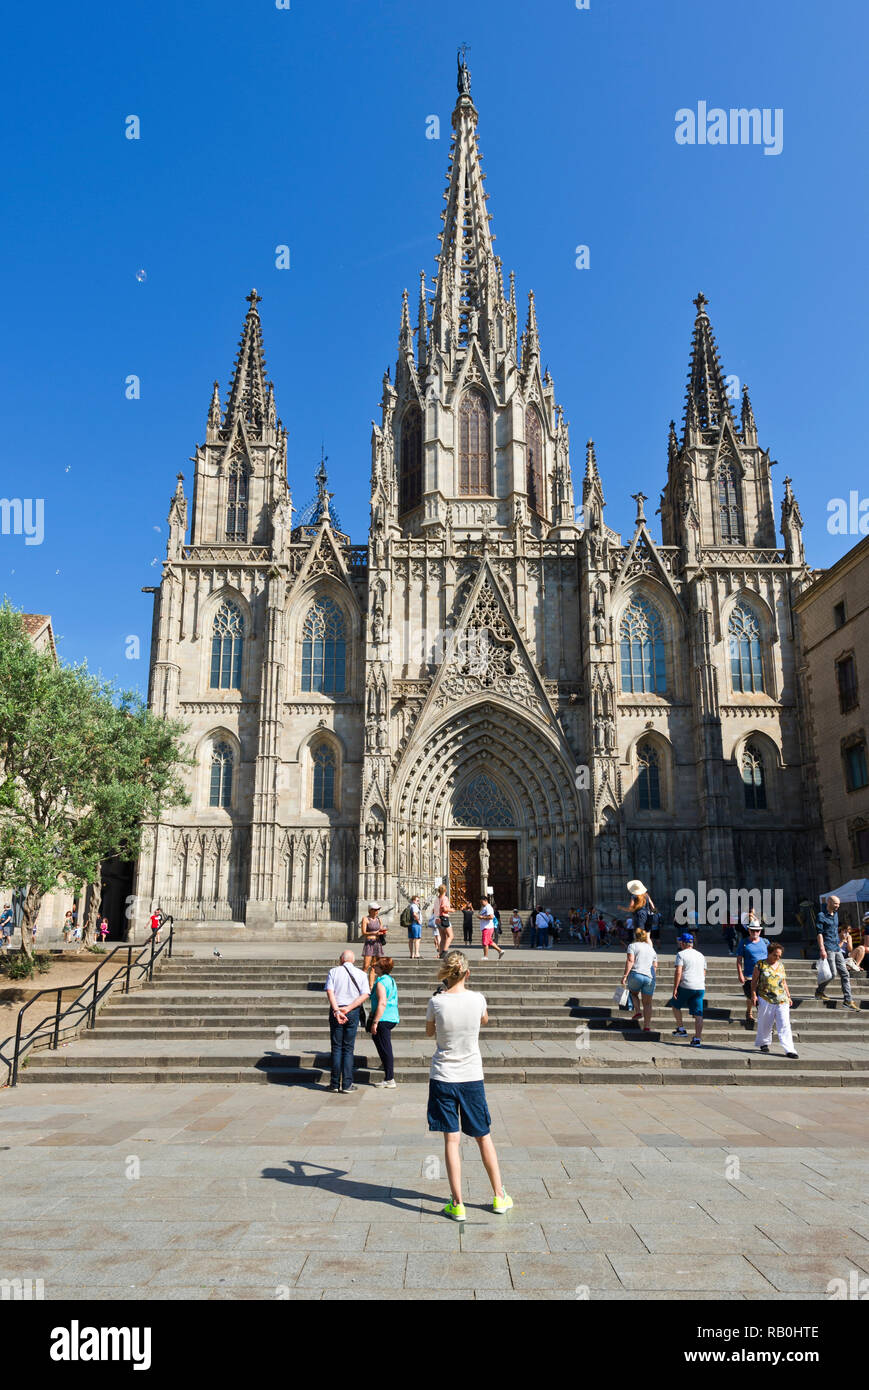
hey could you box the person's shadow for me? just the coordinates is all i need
[261,1160,443,1216]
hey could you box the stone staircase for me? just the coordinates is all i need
[19,954,869,1087]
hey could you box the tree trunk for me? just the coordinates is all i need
[82,885,101,947]
[20,885,43,960]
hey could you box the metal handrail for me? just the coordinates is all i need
[5,926,174,1087]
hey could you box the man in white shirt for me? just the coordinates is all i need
[534,906,549,950]
[324,950,370,1093]
[669,932,707,1046]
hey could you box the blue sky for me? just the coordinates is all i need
[2,0,867,691]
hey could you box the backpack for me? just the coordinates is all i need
[400,904,414,929]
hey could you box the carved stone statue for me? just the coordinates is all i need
[478,829,490,886]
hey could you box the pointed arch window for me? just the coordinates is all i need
[399,404,423,514]
[742,742,767,810]
[210,601,244,689]
[637,742,661,810]
[459,390,491,496]
[209,742,233,808]
[226,457,250,542]
[718,461,743,543]
[312,743,336,809]
[526,407,546,517]
[729,601,764,693]
[301,597,346,694]
[452,774,515,828]
[620,597,666,694]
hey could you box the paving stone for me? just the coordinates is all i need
[608,1254,774,1293]
[298,1253,407,1288]
[628,1224,782,1255]
[541,1221,647,1254]
[405,1252,511,1289]
[507,1253,622,1290]
[456,1221,549,1252]
[746,1254,868,1293]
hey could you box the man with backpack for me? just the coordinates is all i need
[402,894,422,959]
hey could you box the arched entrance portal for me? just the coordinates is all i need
[392,700,586,910]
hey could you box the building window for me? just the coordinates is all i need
[301,597,346,694]
[526,407,546,517]
[837,654,859,714]
[452,774,515,828]
[834,600,846,629]
[637,742,661,810]
[210,601,244,689]
[854,823,869,865]
[844,740,869,792]
[619,596,666,694]
[729,601,764,693]
[718,461,743,543]
[399,404,423,513]
[312,744,336,810]
[209,742,233,808]
[226,458,249,542]
[459,390,491,496]
[742,742,767,810]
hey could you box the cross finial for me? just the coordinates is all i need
[632,491,648,523]
[693,292,708,315]
[246,288,262,310]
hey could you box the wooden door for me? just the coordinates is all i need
[488,840,519,911]
[448,840,480,911]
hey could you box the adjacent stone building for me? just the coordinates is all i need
[794,534,869,911]
[136,57,824,933]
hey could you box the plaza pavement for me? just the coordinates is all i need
[3,1078,869,1300]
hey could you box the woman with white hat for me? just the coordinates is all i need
[618,880,656,937]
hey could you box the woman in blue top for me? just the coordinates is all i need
[370,956,400,1088]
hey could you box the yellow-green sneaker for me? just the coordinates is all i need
[443,1199,466,1221]
[493,1190,514,1214]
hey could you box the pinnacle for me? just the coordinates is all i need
[683,292,733,435]
[225,289,271,435]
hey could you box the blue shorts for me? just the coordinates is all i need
[408,924,421,939]
[427,1078,491,1138]
[626,969,655,997]
[669,986,704,1017]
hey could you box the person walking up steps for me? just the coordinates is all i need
[752,942,798,1059]
[668,933,707,1046]
[816,894,860,1011]
[361,903,386,985]
[479,896,504,961]
[425,950,512,1221]
[402,895,422,959]
[621,926,657,1031]
[510,909,523,947]
[462,906,474,947]
[737,921,768,1027]
[370,956,400,1087]
[437,884,453,957]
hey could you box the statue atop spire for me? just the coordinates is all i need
[457,43,472,96]
[315,447,331,520]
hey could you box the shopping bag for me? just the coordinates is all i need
[612,987,631,1008]
[816,956,833,984]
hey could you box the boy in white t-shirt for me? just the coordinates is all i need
[668,933,707,1046]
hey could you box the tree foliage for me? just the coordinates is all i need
[0,602,193,955]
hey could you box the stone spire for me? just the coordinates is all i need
[521,291,539,372]
[398,287,414,357]
[780,474,805,564]
[431,49,500,355]
[683,292,733,438]
[741,383,757,445]
[417,270,428,373]
[207,380,222,438]
[225,289,270,435]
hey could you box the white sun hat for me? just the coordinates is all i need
[626,879,647,896]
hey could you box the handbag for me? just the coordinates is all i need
[342,963,367,1027]
[816,956,833,985]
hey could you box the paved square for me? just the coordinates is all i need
[2,1080,869,1300]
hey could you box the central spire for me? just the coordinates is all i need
[225,288,270,434]
[431,49,500,357]
[683,292,733,438]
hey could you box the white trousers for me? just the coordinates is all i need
[754,997,794,1052]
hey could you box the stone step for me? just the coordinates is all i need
[18,1062,869,1087]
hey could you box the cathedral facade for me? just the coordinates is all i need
[135,59,823,934]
